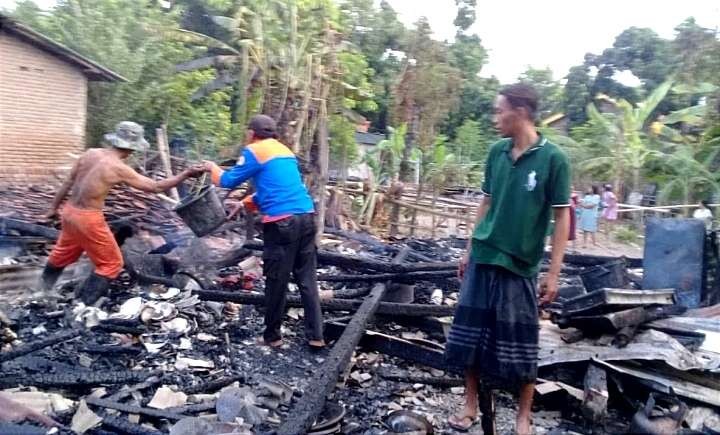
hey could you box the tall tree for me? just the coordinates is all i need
[518,67,562,119]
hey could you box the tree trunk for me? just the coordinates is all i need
[314,100,329,244]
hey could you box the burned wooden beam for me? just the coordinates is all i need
[556,252,642,268]
[276,248,411,435]
[378,372,463,388]
[318,270,457,284]
[323,228,434,262]
[182,374,245,395]
[86,396,187,421]
[324,321,446,370]
[0,329,83,363]
[107,376,163,402]
[0,217,59,240]
[194,289,455,317]
[243,240,456,273]
[95,410,164,435]
[0,369,157,389]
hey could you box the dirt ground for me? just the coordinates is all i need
[567,231,643,259]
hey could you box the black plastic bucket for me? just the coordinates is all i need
[174,185,226,237]
[579,258,626,291]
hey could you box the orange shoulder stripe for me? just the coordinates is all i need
[247,139,295,164]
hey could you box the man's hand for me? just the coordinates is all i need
[201,161,217,172]
[538,272,559,306]
[458,252,469,280]
[184,164,208,178]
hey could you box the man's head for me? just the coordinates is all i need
[246,114,278,143]
[494,84,540,137]
[104,121,149,156]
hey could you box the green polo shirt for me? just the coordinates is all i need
[471,135,571,277]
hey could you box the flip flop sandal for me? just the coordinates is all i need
[448,414,478,432]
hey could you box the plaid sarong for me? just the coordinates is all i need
[445,263,539,386]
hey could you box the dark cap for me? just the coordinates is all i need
[248,115,277,139]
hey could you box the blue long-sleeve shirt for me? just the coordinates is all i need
[210,138,314,219]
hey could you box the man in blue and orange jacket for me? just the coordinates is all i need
[203,115,324,349]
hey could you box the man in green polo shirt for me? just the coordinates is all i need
[445,83,571,434]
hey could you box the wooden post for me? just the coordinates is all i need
[156,125,179,201]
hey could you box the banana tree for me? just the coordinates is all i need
[655,87,720,207]
[579,80,675,192]
[359,124,406,224]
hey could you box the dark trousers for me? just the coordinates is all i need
[262,213,323,342]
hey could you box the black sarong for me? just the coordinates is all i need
[444,262,539,386]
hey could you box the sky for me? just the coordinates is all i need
[386,0,720,83]
[2,0,719,84]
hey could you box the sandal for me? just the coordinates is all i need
[448,413,478,432]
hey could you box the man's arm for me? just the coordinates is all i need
[205,148,262,190]
[459,195,491,278]
[45,161,79,218]
[120,164,203,194]
[540,205,570,305]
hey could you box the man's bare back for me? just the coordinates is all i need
[46,147,204,218]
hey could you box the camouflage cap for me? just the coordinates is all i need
[104,121,149,152]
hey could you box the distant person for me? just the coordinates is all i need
[693,200,714,231]
[40,122,205,304]
[444,84,570,434]
[601,184,618,237]
[579,186,601,248]
[569,188,579,249]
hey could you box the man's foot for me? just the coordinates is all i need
[308,339,326,351]
[256,336,283,348]
[448,413,478,432]
[516,416,532,435]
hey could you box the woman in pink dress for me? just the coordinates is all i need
[602,184,618,238]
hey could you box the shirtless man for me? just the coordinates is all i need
[39,121,204,305]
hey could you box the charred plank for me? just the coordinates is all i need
[324,321,446,371]
[243,240,456,273]
[182,374,245,395]
[318,270,456,284]
[0,329,82,363]
[86,396,186,421]
[194,289,454,317]
[95,411,164,435]
[0,370,157,389]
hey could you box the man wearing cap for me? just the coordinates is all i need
[202,115,325,349]
[39,121,205,305]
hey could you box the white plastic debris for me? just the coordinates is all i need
[430,289,443,305]
[147,386,187,409]
[161,317,191,334]
[109,297,144,320]
[72,304,108,328]
[148,287,181,300]
[175,356,215,370]
[140,301,177,323]
[70,400,102,434]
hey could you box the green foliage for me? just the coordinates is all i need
[364,124,406,183]
[613,225,639,244]
[329,115,359,167]
[518,67,562,119]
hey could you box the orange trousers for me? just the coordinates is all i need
[47,204,123,279]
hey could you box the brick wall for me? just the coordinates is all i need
[0,31,87,182]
